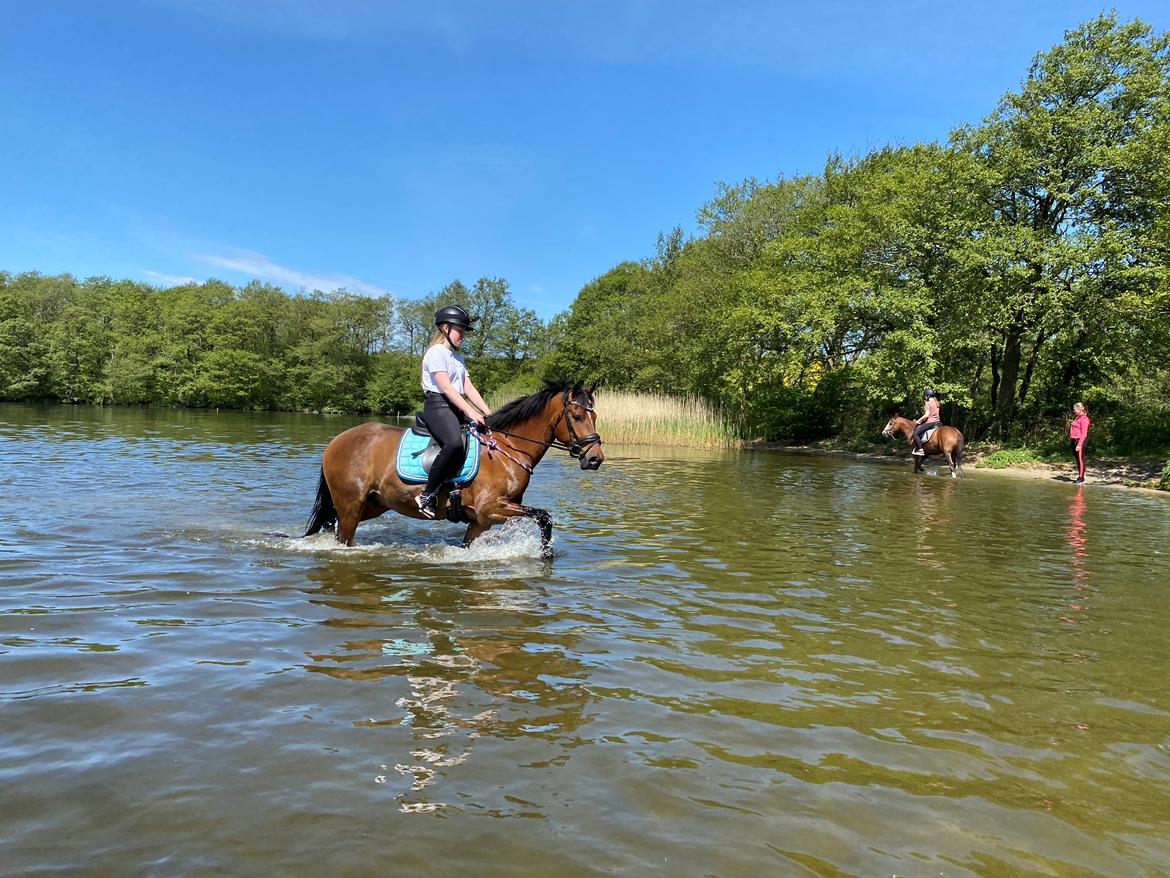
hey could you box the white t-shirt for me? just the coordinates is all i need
[421,344,467,394]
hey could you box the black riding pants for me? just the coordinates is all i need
[1070,438,1086,480]
[912,420,938,450]
[423,393,467,495]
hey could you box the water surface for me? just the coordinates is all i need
[2,404,1169,876]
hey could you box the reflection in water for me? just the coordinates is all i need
[914,479,956,572]
[301,561,593,815]
[1060,487,1092,634]
[1066,487,1089,590]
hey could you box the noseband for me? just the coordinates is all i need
[561,389,601,459]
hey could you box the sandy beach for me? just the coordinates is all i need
[763,443,1168,494]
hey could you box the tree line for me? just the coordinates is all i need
[3,14,1169,452]
[553,14,1170,452]
[0,273,556,415]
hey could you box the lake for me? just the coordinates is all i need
[2,403,1169,876]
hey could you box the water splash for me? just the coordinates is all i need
[244,517,549,565]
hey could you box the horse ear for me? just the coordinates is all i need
[587,381,598,396]
[572,380,583,396]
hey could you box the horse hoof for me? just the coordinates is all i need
[540,546,554,560]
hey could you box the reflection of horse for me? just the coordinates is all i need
[301,564,595,815]
[881,415,965,477]
[303,380,603,556]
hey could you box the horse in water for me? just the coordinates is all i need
[881,415,965,477]
[303,380,603,557]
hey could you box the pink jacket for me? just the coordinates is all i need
[920,398,940,424]
[1069,412,1090,442]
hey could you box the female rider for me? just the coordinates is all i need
[911,387,941,456]
[415,305,491,518]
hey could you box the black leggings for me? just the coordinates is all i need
[423,394,467,494]
[912,421,938,450]
[1070,438,1086,479]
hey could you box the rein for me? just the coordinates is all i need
[468,423,535,474]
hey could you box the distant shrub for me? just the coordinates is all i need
[976,447,1056,469]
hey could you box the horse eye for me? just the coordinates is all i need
[572,413,583,422]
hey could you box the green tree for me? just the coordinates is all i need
[952,13,1170,435]
[365,350,422,415]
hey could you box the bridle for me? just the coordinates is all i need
[558,389,602,459]
[468,389,602,473]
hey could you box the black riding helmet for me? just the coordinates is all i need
[923,387,937,399]
[434,304,474,330]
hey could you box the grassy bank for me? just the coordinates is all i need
[974,446,1065,469]
[974,445,1170,489]
[769,436,1170,491]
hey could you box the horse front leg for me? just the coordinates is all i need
[518,505,554,558]
[462,520,488,548]
[471,501,555,559]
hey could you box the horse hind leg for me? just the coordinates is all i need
[334,500,363,546]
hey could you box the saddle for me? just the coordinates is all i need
[393,411,480,485]
[921,425,939,444]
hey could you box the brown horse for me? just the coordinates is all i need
[303,380,603,557]
[881,415,965,477]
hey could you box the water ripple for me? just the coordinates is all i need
[2,405,1169,875]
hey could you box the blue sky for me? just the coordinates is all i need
[2,1,1167,319]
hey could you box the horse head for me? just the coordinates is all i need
[881,415,902,439]
[554,382,604,470]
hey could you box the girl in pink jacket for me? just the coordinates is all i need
[1069,402,1090,484]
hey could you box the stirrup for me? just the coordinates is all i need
[415,491,436,519]
[911,448,925,456]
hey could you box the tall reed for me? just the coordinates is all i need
[485,385,739,449]
[593,391,738,448]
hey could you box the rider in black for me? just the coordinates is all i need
[415,305,491,518]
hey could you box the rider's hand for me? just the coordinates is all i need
[471,412,487,427]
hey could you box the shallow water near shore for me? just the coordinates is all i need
[3,403,1169,877]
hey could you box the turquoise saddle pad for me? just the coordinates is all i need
[394,428,480,485]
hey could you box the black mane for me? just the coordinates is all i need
[486,379,590,430]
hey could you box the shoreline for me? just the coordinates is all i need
[756,442,1168,494]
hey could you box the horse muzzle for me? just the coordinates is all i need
[576,444,603,470]
[569,434,603,470]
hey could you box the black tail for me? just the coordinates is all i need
[303,469,337,536]
[954,434,965,476]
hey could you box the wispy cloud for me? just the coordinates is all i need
[192,248,386,295]
[142,269,199,286]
